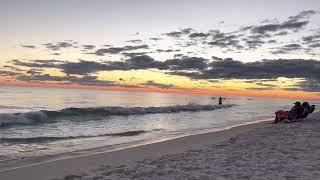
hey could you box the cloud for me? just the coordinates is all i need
[189,32,210,38]
[16,74,142,88]
[92,45,149,56]
[60,60,107,75]
[10,55,209,75]
[309,43,320,48]
[245,10,316,35]
[207,30,243,49]
[26,69,43,75]
[149,38,162,41]
[274,31,288,36]
[82,45,96,50]
[43,41,76,51]
[156,49,181,53]
[163,28,194,38]
[255,82,277,87]
[9,55,320,94]
[288,10,317,22]
[302,31,320,49]
[246,87,275,90]
[0,70,22,76]
[10,59,61,68]
[170,57,320,81]
[296,79,320,92]
[164,57,208,70]
[271,43,303,54]
[126,39,143,43]
[121,52,149,57]
[20,45,36,49]
[141,80,176,89]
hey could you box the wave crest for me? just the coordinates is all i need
[0,104,235,127]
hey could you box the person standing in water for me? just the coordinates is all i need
[219,97,223,105]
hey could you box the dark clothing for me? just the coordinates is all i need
[289,105,304,119]
[218,97,222,105]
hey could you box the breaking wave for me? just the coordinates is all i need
[0,104,235,127]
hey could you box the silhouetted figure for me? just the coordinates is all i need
[274,102,316,123]
[288,102,303,120]
[300,102,311,118]
[310,105,315,113]
[218,97,223,105]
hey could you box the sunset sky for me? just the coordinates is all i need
[1,0,320,99]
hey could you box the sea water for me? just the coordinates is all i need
[0,86,319,167]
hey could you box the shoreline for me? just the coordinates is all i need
[0,117,273,171]
[0,117,274,180]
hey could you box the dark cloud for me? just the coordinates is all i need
[51,53,61,56]
[245,10,316,35]
[246,87,275,90]
[173,54,184,58]
[0,70,22,76]
[126,39,142,43]
[164,57,208,70]
[149,38,162,41]
[16,74,142,88]
[10,55,320,94]
[274,31,288,36]
[20,45,36,49]
[207,30,243,49]
[82,45,96,50]
[141,80,176,89]
[92,45,149,56]
[26,69,42,75]
[288,10,317,22]
[156,49,181,53]
[302,34,320,44]
[121,52,149,57]
[11,55,209,75]
[60,60,107,75]
[309,43,320,48]
[302,31,320,50]
[243,39,265,49]
[271,43,302,54]
[189,32,210,38]
[10,59,61,68]
[255,82,277,87]
[170,57,320,81]
[163,28,194,38]
[296,79,320,92]
[164,31,185,38]
[43,41,75,51]
[268,40,277,43]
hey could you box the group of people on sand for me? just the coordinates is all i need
[274,101,315,123]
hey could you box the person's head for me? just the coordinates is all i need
[294,102,301,107]
[302,102,310,108]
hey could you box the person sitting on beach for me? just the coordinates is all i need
[288,102,304,120]
[274,102,303,123]
[299,102,311,119]
[274,102,316,123]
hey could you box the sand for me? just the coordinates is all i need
[0,113,319,180]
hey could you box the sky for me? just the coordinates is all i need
[1,0,320,99]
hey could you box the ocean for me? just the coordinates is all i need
[0,86,319,168]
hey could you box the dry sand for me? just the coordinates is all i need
[1,113,319,180]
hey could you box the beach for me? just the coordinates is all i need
[0,112,318,180]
